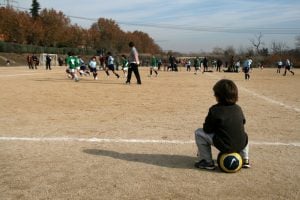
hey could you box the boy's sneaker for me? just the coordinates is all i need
[242,159,251,168]
[194,159,215,170]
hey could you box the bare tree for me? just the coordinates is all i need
[224,46,236,57]
[271,41,288,54]
[212,47,224,55]
[250,32,264,54]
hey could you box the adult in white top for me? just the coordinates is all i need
[126,42,142,84]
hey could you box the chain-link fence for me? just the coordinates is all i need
[0,41,96,55]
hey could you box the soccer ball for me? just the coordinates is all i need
[217,152,242,173]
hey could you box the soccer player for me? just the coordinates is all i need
[66,52,80,82]
[121,55,129,78]
[32,54,39,69]
[45,54,52,70]
[243,57,252,80]
[277,60,283,73]
[216,59,222,72]
[193,57,200,74]
[186,59,191,72]
[105,52,120,78]
[149,55,159,77]
[89,56,98,80]
[78,57,90,77]
[283,59,295,76]
[202,57,208,72]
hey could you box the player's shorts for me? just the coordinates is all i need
[243,68,250,73]
[70,68,76,73]
[80,65,87,70]
[90,67,97,73]
[285,66,291,70]
[123,67,128,71]
[108,64,115,71]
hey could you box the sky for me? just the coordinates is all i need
[7,0,300,53]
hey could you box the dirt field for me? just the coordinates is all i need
[0,66,299,200]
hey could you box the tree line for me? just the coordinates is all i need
[0,6,162,55]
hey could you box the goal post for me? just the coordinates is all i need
[39,53,58,66]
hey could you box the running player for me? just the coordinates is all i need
[66,52,80,82]
[149,55,159,77]
[105,52,120,78]
[242,57,252,80]
[277,60,283,73]
[121,55,129,78]
[283,59,295,76]
[194,57,200,74]
[89,56,98,80]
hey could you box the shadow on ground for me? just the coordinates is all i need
[83,149,219,172]
[33,78,126,85]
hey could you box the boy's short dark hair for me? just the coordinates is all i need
[213,79,238,105]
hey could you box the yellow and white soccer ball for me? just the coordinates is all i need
[217,152,242,173]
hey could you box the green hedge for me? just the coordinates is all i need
[0,41,96,55]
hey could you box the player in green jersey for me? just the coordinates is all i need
[149,55,159,77]
[66,52,80,82]
[121,55,129,78]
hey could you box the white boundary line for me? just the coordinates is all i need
[239,87,300,112]
[205,73,300,113]
[0,136,299,147]
[0,73,46,77]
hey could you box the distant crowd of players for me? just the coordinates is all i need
[63,55,295,82]
[26,53,295,82]
[63,51,159,82]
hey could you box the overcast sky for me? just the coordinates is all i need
[10,0,300,53]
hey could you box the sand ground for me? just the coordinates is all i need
[0,66,299,199]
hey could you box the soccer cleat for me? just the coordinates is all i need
[242,159,251,168]
[194,160,215,170]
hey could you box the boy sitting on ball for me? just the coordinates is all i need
[194,79,250,170]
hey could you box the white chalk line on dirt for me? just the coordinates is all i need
[0,136,299,147]
[239,87,300,112]
[205,73,300,113]
[0,73,45,77]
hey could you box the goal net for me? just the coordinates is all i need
[39,53,58,66]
